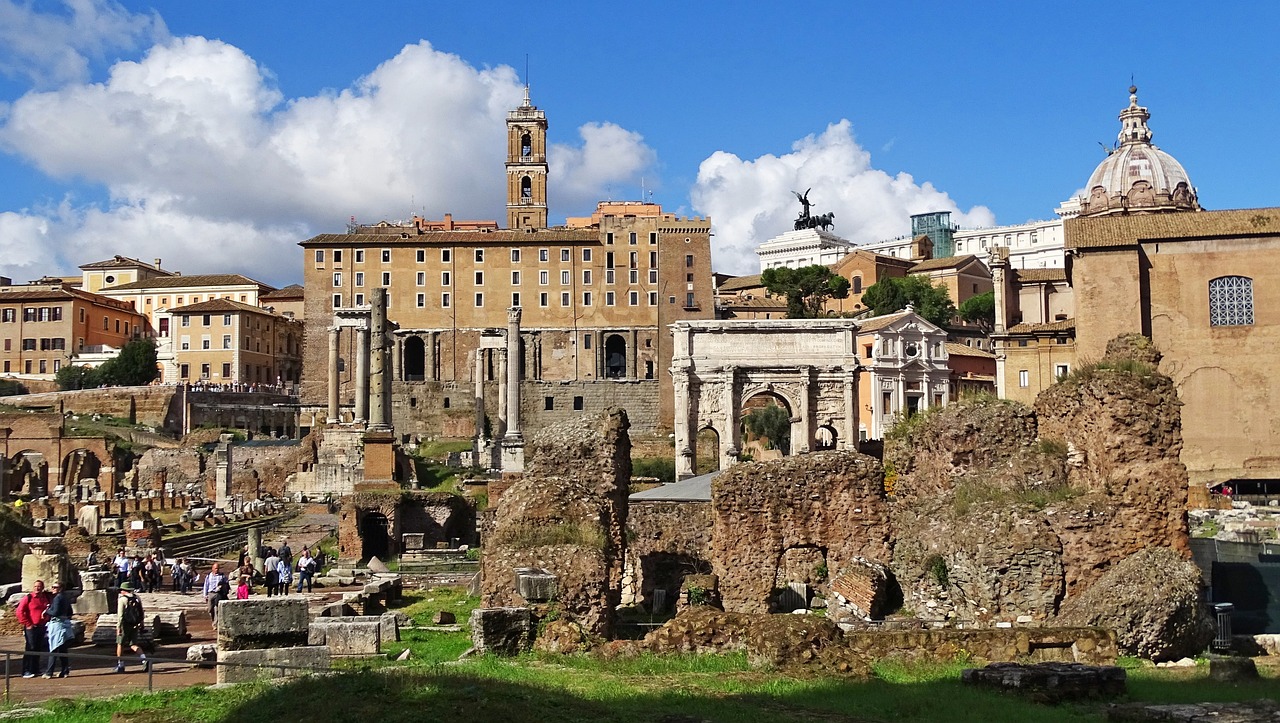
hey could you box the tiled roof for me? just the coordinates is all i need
[717,274,764,292]
[0,286,137,311]
[261,284,303,299]
[105,274,272,292]
[300,230,601,246]
[1012,268,1067,283]
[945,341,995,359]
[909,254,982,273]
[1065,208,1280,250]
[856,310,912,333]
[167,298,276,316]
[1004,318,1076,334]
[79,255,169,272]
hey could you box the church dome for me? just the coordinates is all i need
[1078,87,1199,217]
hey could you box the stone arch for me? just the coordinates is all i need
[695,426,720,474]
[740,391,795,457]
[815,424,838,451]
[639,552,711,613]
[9,450,47,495]
[520,132,532,158]
[61,448,102,489]
[404,335,426,381]
[604,334,627,379]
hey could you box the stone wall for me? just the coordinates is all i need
[338,491,472,560]
[709,451,892,614]
[135,438,313,501]
[623,501,713,609]
[481,408,631,636]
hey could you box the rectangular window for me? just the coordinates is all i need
[474,271,484,286]
[512,292,521,307]
[882,392,892,415]
[21,338,34,351]
[381,272,390,286]
[582,248,592,262]
[416,293,425,308]
[512,271,521,285]
[222,314,231,325]
[202,336,211,350]
[629,270,638,284]
[314,250,324,264]
[606,252,615,269]
[583,292,592,306]
[685,254,694,268]
[511,249,521,262]
[355,272,365,287]
[381,249,391,263]
[1019,370,1030,388]
[332,294,341,308]
[605,232,614,245]
[417,249,426,263]
[583,334,592,350]
[539,248,549,262]
[573,396,584,411]
[442,271,451,286]
[180,363,189,379]
[474,292,483,307]
[201,363,210,380]
[648,292,657,305]
[648,269,657,284]
[560,248,570,262]
[355,293,364,306]
[416,272,425,286]
[202,314,211,326]
[649,251,657,267]
[606,269,615,284]
[539,270,549,285]
[582,270,592,285]
[560,270,570,285]
[561,292,570,306]
[223,334,232,349]
[1055,364,1070,379]
[442,293,451,308]
[649,232,657,244]
[0,309,12,322]
[544,396,555,411]
[629,252,638,269]
[222,363,232,378]
[606,292,615,306]
[332,272,342,287]
[441,249,450,263]
[629,291,639,306]
[38,359,46,374]
[539,292,548,307]
[354,249,364,263]
[333,250,343,264]
[629,232,637,245]
[474,249,484,263]
[686,292,695,307]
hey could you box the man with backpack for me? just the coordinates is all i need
[115,582,147,673]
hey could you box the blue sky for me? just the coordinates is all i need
[0,1,1276,285]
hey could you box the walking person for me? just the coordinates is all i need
[276,556,292,596]
[278,539,293,570]
[42,582,73,678]
[263,549,280,596]
[202,563,230,622]
[178,559,194,594]
[295,548,316,593]
[15,580,52,678]
[115,582,148,673]
[113,549,130,587]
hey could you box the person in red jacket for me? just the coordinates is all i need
[15,580,52,678]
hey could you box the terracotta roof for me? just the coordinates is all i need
[909,254,982,273]
[300,230,601,247]
[1065,208,1280,250]
[833,248,916,269]
[717,274,764,292]
[856,310,912,333]
[0,286,138,311]
[79,255,170,273]
[945,341,995,359]
[1004,318,1076,334]
[105,274,273,292]
[261,284,303,300]
[167,298,279,316]
[718,296,784,309]
[1012,268,1067,283]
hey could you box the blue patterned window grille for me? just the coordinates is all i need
[1208,276,1254,326]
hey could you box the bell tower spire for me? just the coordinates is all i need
[506,81,548,229]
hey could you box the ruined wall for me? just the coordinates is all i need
[481,408,631,636]
[624,501,712,608]
[136,437,314,501]
[710,451,892,614]
[135,447,205,491]
[7,386,180,429]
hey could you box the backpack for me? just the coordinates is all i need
[121,594,144,628]
[216,575,231,599]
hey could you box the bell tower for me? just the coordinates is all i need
[506,86,548,229]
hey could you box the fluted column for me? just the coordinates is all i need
[326,326,340,423]
[797,366,813,454]
[354,326,369,424]
[504,309,522,441]
[369,288,391,431]
[497,348,508,437]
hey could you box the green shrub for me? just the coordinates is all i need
[492,523,604,550]
[924,554,949,588]
[632,457,676,485]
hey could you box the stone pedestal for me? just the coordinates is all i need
[20,536,75,591]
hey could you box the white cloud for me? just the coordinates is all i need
[691,120,996,275]
[0,36,652,286]
[0,0,165,87]
[549,122,657,211]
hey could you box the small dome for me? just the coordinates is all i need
[1078,87,1199,217]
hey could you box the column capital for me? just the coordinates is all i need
[507,307,522,325]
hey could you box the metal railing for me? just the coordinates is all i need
[0,647,322,702]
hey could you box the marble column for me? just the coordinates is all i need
[369,288,391,431]
[354,326,369,424]
[797,366,813,455]
[326,326,340,423]
[720,367,738,469]
[474,350,486,440]
[673,372,694,479]
[843,369,858,450]
[501,308,525,473]
[497,348,508,437]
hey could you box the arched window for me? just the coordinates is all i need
[521,133,532,158]
[1208,276,1254,326]
[521,176,532,199]
[851,275,863,293]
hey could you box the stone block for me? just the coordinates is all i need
[216,645,330,684]
[1209,656,1259,682]
[402,533,425,550]
[470,607,532,656]
[432,611,456,625]
[515,568,559,602]
[100,518,123,533]
[73,589,116,616]
[42,520,66,535]
[91,614,154,647]
[215,598,309,651]
[187,643,217,667]
[150,610,188,640]
[81,571,114,591]
[308,620,381,655]
[0,582,24,603]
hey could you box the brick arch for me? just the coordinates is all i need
[1,413,117,498]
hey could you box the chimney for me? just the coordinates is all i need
[444,213,454,231]
[154,258,162,270]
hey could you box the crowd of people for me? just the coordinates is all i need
[16,537,329,679]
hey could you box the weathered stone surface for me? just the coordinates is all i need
[710,451,891,614]
[73,589,115,615]
[481,409,630,637]
[961,662,1126,704]
[215,598,309,651]
[515,568,559,602]
[308,620,380,655]
[216,645,330,684]
[827,557,892,622]
[186,643,216,667]
[80,571,114,590]
[532,618,591,654]
[91,615,154,647]
[1108,700,1280,723]
[431,610,455,625]
[1208,655,1259,683]
[624,501,712,611]
[1056,547,1213,661]
[149,610,187,640]
[469,607,532,656]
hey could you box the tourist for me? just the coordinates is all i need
[178,559,195,594]
[236,576,251,600]
[202,563,230,622]
[115,582,147,673]
[237,545,250,569]
[279,539,293,569]
[42,582,73,678]
[263,548,280,596]
[295,548,316,593]
[142,555,160,593]
[276,555,292,596]
[128,556,145,591]
[113,549,130,587]
[15,579,52,678]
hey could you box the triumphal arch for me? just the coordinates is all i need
[669,319,861,479]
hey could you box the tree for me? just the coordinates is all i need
[96,338,160,387]
[860,275,956,327]
[55,365,99,391]
[958,291,995,331]
[760,265,850,318]
[744,403,791,455]
[0,379,28,396]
